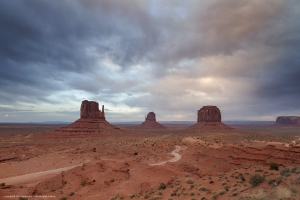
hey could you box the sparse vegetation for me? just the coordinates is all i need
[249,174,265,186]
[186,178,194,184]
[19,197,28,200]
[81,180,86,186]
[280,168,291,177]
[158,182,166,190]
[69,192,74,196]
[270,162,279,171]
[0,182,5,187]
[59,197,67,200]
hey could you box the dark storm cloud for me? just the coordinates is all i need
[0,0,158,104]
[0,0,300,122]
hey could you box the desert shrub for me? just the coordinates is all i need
[81,180,86,186]
[170,190,177,196]
[158,182,166,190]
[238,173,246,181]
[224,185,230,191]
[249,174,265,186]
[128,194,135,199]
[219,189,226,195]
[289,187,298,194]
[293,175,300,184]
[69,192,74,196]
[59,197,67,200]
[269,162,279,171]
[0,183,5,187]
[110,178,115,182]
[211,194,219,200]
[199,186,207,191]
[186,178,194,184]
[209,180,214,184]
[19,197,28,200]
[280,168,291,177]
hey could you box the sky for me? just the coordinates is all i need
[0,0,300,123]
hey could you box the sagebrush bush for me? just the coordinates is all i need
[281,168,291,177]
[270,162,279,171]
[158,182,166,190]
[249,174,265,186]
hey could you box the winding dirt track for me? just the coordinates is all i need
[0,164,83,185]
[149,145,182,166]
[0,146,183,186]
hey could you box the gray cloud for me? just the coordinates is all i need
[0,0,299,122]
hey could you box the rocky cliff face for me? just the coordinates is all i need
[275,116,300,126]
[80,100,105,119]
[145,112,156,121]
[197,106,221,122]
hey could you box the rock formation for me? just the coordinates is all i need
[145,112,156,121]
[190,106,232,131]
[197,106,221,122]
[137,112,166,129]
[80,100,105,119]
[45,100,121,137]
[274,116,300,126]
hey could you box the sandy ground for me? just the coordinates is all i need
[1,124,300,200]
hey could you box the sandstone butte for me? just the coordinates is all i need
[274,116,300,126]
[189,105,233,131]
[45,100,121,137]
[136,112,166,129]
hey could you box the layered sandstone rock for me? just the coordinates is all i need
[46,100,121,137]
[80,100,105,119]
[197,106,221,122]
[274,116,300,126]
[137,112,166,129]
[190,105,232,131]
[145,112,156,121]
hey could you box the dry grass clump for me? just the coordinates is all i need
[236,189,268,200]
[275,187,292,199]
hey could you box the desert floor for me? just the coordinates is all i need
[1,123,300,200]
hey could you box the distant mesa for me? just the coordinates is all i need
[45,100,121,137]
[274,116,300,126]
[136,112,166,129]
[190,106,233,131]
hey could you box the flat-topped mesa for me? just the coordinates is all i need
[145,112,156,122]
[80,100,105,119]
[197,106,221,122]
[190,105,232,131]
[275,116,300,126]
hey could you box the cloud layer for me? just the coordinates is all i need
[0,0,299,122]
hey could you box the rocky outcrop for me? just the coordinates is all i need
[274,116,300,126]
[198,106,221,122]
[190,105,232,131]
[80,100,105,119]
[45,100,122,137]
[137,112,166,129]
[145,112,156,121]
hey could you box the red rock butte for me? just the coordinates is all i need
[274,116,300,126]
[190,105,232,131]
[80,100,105,119]
[43,100,121,137]
[136,112,166,129]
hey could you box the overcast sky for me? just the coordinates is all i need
[0,0,300,122]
